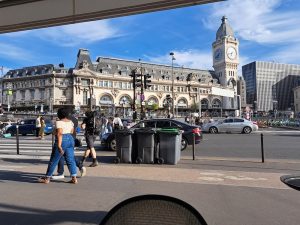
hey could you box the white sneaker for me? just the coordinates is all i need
[80,167,87,177]
[51,174,65,180]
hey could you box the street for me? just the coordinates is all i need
[183,127,300,163]
[0,127,300,225]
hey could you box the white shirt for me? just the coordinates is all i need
[56,120,74,134]
[36,117,41,128]
[113,117,123,127]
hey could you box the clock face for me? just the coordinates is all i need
[226,47,237,60]
[214,48,222,61]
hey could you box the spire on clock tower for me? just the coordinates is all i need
[216,16,234,40]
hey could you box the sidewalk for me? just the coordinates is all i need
[0,151,300,225]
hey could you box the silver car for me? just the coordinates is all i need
[202,118,258,134]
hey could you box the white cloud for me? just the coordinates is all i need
[146,50,213,70]
[34,20,120,46]
[205,0,300,44]
[0,66,11,76]
[2,20,121,47]
[264,43,300,64]
[0,43,34,61]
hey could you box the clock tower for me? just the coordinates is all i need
[212,16,239,90]
[212,16,239,111]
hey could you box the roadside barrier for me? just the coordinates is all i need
[192,133,195,160]
[16,125,19,155]
[261,133,264,163]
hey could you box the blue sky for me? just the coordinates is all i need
[1,0,300,75]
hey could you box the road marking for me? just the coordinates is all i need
[0,165,25,171]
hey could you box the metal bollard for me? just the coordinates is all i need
[261,133,265,163]
[16,125,20,155]
[192,133,195,160]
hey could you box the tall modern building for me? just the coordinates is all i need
[242,61,300,112]
[0,16,244,117]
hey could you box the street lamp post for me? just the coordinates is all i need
[237,95,241,117]
[170,52,176,117]
[121,97,126,118]
[273,100,278,119]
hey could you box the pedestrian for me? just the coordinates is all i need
[52,109,87,180]
[185,115,190,123]
[39,116,45,139]
[113,113,123,131]
[79,111,99,167]
[38,108,78,184]
[190,116,195,125]
[195,116,200,126]
[35,115,41,137]
[100,113,108,139]
[106,117,113,133]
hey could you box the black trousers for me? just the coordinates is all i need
[36,127,40,137]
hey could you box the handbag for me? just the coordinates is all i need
[74,138,82,147]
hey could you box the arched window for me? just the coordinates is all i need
[201,99,209,109]
[147,97,158,105]
[119,96,132,106]
[177,98,188,108]
[212,99,222,108]
[100,95,113,105]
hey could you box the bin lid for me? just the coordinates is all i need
[114,129,134,135]
[157,128,180,135]
[134,128,155,134]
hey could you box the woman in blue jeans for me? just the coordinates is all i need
[38,108,78,184]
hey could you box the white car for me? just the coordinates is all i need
[202,118,258,134]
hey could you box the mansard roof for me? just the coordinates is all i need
[3,64,68,79]
[216,16,234,40]
[94,56,219,84]
[75,48,94,70]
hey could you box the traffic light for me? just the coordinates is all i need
[135,74,142,87]
[129,70,142,88]
[129,70,136,87]
[144,74,152,89]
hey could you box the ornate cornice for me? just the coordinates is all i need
[73,68,97,77]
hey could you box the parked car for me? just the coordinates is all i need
[101,118,203,151]
[5,119,53,136]
[121,118,134,129]
[201,117,258,134]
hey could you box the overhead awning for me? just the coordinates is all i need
[0,0,222,34]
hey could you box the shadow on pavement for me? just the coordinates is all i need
[98,156,115,164]
[1,157,48,165]
[0,202,106,225]
[0,170,44,183]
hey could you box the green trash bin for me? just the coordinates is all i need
[134,128,156,164]
[115,129,134,163]
[157,128,182,165]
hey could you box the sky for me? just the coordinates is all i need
[1,0,300,76]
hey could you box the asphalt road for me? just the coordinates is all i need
[182,127,300,163]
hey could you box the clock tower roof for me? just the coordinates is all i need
[216,16,234,40]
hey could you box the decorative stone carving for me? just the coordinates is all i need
[111,89,119,97]
[157,92,163,99]
[82,60,89,69]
